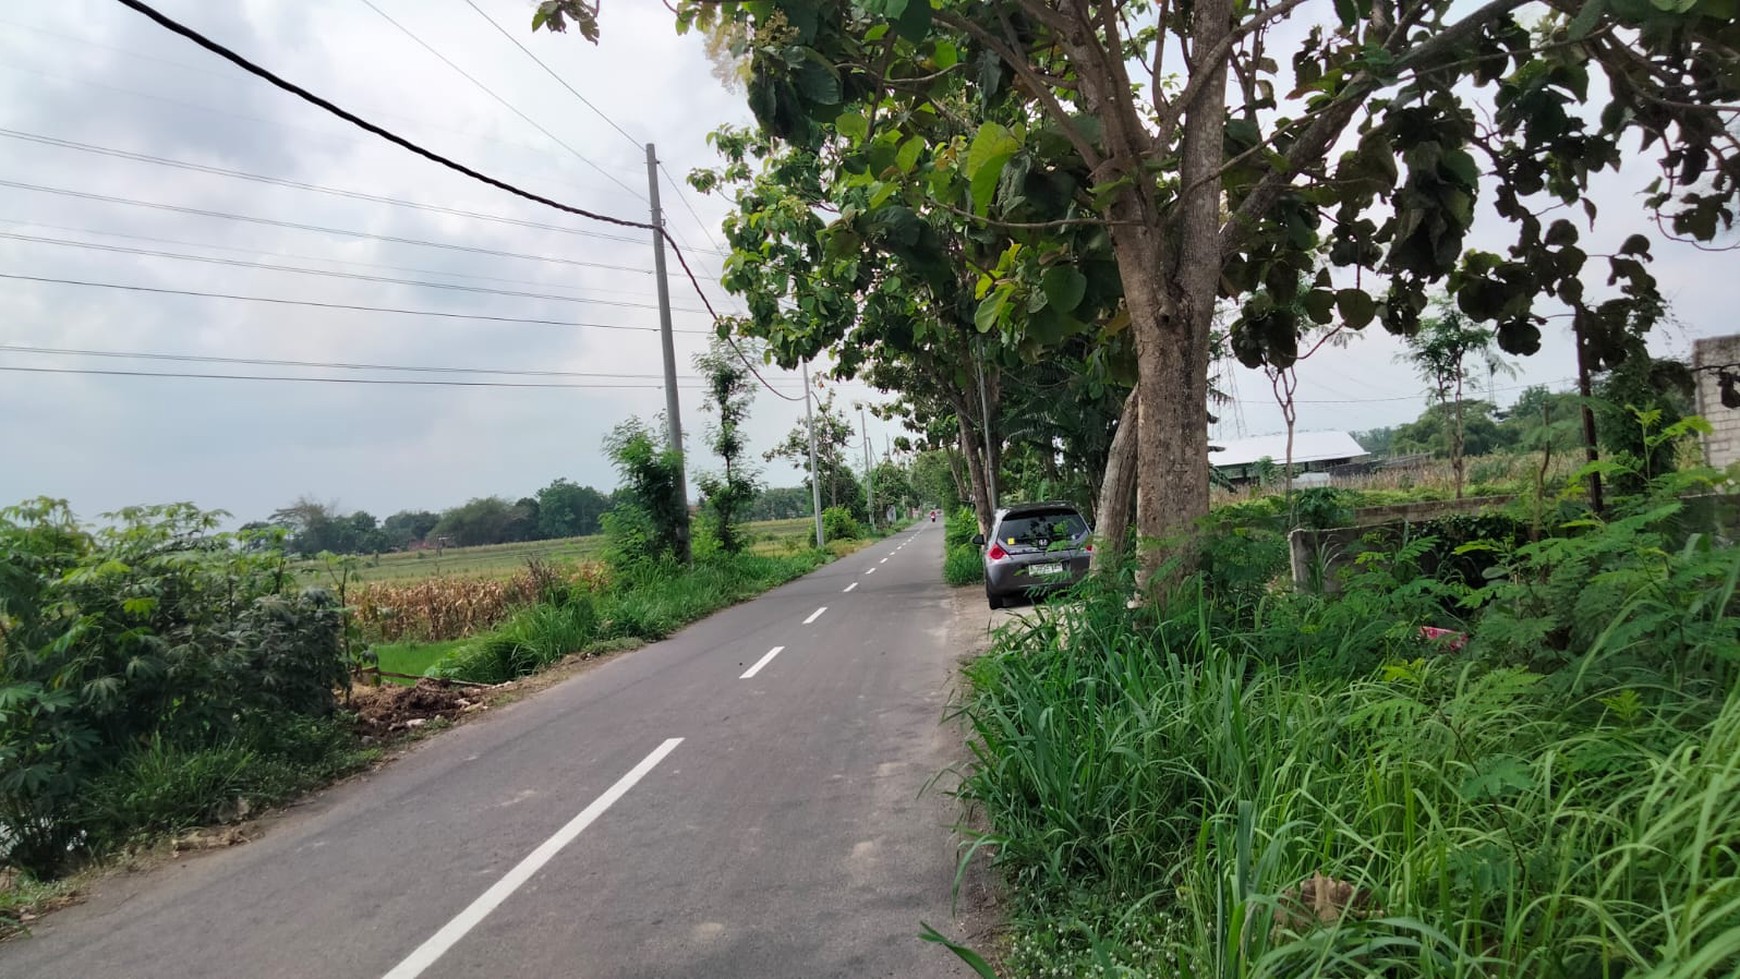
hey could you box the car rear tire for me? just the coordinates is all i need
[986,587,1005,610]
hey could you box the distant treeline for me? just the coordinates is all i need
[247,482,824,556]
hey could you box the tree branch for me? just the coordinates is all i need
[1153,0,1312,148]
[934,9,1105,169]
[932,199,1132,229]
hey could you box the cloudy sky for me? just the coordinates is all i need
[0,1,1732,524]
[0,0,892,524]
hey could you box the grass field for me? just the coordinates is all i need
[309,517,822,583]
[372,639,466,679]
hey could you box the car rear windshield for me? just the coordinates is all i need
[996,509,1087,544]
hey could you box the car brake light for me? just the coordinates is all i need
[987,543,1008,561]
[1084,542,1093,552]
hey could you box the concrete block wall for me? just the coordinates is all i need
[1693,335,1740,470]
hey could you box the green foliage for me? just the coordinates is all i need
[943,545,983,586]
[957,504,1740,975]
[433,595,599,685]
[694,341,762,553]
[431,550,828,684]
[602,417,689,568]
[534,479,611,539]
[0,499,363,878]
[821,506,863,541]
[1291,486,1354,530]
[942,506,983,586]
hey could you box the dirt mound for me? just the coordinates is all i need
[350,678,483,737]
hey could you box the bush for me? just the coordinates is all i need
[821,506,863,541]
[0,500,364,878]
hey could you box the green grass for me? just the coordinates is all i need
[372,640,466,680]
[430,549,829,684]
[944,505,1740,977]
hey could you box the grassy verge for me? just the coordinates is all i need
[428,548,832,685]
[944,491,1740,976]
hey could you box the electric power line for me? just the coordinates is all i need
[0,178,695,277]
[0,128,669,249]
[0,343,803,383]
[0,363,744,389]
[458,0,642,150]
[356,0,646,204]
[0,272,710,334]
[0,231,712,313]
[0,217,685,299]
[109,0,797,401]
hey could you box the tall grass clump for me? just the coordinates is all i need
[942,506,984,586]
[950,451,1740,977]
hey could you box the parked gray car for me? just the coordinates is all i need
[975,502,1092,609]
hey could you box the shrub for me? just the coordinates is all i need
[0,500,363,878]
[822,506,863,541]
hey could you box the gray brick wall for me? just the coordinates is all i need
[1693,336,1740,470]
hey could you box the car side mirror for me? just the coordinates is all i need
[971,533,985,546]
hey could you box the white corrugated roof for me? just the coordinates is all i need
[1209,431,1368,468]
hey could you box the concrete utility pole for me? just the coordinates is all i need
[646,143,690,560]
[804,359,824,548]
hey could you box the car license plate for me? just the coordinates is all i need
[1030,562,1064,577]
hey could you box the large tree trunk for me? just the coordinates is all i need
[1059,0,1229,587]
[955,410,994,534]
[1091,388,1140,571]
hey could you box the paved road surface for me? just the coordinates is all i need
[1,522,975,979]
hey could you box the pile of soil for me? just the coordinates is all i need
[349,678,483,738]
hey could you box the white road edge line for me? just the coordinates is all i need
[803,606,828,625]
[379,738,683,979]
[879,558,888,564]
[865,567,876,575]
[739,645,786,680]
[843,582,858,593]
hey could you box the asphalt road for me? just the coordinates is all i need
[1,521,977,979]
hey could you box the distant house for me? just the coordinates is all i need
[1209,431,1369,485]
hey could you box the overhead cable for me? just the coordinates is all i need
[0,272,710,334]
[109,0,799,400]
[0,178,671,275]
[1,231,712,312]
[356,0,645,203]
[0,364,733,389]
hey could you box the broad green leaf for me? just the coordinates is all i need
[894,0,933,41]
[1040,266,1087,313]
[974,283,1014,333]
[834,110,868,142]
[932,39,958,69]
[965,122,1020,214]
[793,58,841,105]
[895,135,924,174]
[1336,288,1376,328]
[1567,0,1607,39]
